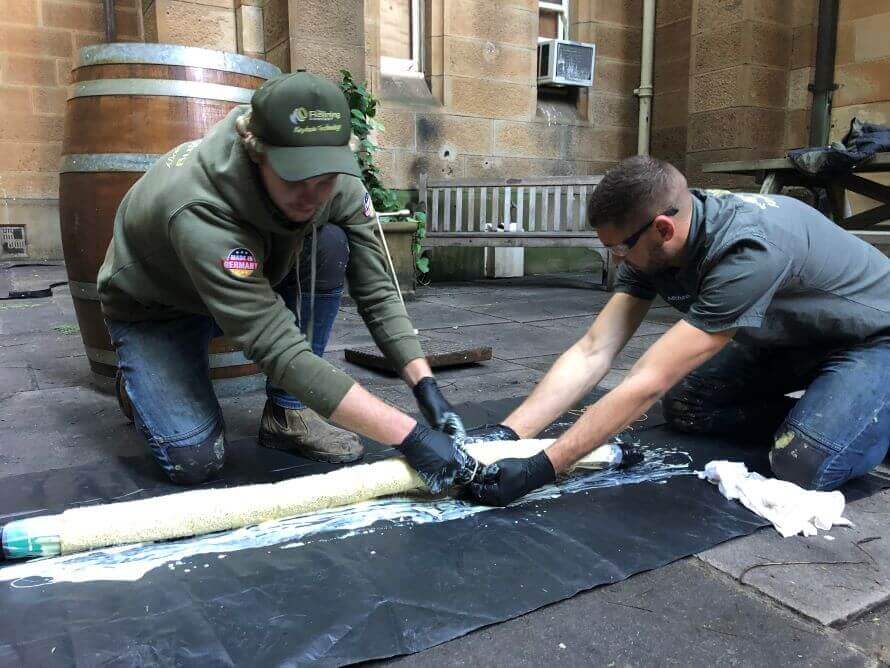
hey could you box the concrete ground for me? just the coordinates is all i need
[0,262,888,666]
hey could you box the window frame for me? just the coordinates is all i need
[538,0,569,42]
[380,0,425,78]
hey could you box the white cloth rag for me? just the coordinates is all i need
[697,461,852,538]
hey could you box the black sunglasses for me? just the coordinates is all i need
[609,206,679,256]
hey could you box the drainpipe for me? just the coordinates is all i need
[809,0,839,146]
[103,0,116,43]
[635,0,656,155]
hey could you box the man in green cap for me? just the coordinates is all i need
[98,72,474,491]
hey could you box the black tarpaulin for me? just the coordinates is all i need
[0,395,882,666]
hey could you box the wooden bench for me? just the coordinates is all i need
[418,174,615,288]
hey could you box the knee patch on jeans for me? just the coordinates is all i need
[161,427,226,486]
[769,426,830,490]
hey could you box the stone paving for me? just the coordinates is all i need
[0,263,888,666]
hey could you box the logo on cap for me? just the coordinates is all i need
[290,107,342,127]
[290,107,309,124]
[222,248,258,278]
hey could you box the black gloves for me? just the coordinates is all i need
[412,377,466,440]
[400,423,479,494]
[465,423,520,443]
[467,450,556,506]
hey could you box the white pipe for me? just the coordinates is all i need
[635,0,656,155]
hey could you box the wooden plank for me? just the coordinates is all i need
[424,175,605,188]
[702,154,890,176]
[345,341,493,372]
[566,185,574,230]
[528,186,537,232]
[479,186,487,231]
[421,235,605,249]
[578,185,587,231]
[467,188,475,232]
[491,186,499,228]
[843,174,890,203]
[503,186,511,228]
[541,186,550,231]
[443,188,452,232]
[418,173,428,217]
[553,186,562,231]
[455,187,463,232]
[841,203,890,229]
[852,230,890,247]
[431,189,439,232]
[516,186,525,230]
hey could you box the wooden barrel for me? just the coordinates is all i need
[60,43,280,393]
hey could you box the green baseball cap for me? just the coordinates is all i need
[248,71,361,182]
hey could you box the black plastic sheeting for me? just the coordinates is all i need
[0,395,882,666]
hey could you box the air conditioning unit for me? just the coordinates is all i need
[537,38,596,87]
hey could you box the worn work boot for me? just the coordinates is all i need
[258,400,364,463]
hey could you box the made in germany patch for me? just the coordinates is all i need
[362,192,375,218]
[222,247,258,278]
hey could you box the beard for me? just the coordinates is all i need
[636,243,673,275]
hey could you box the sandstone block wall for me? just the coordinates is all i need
[0,0,140,259]
[372,0,639,191]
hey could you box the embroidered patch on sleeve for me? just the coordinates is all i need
[362,192,375,218]
[222,248,259,278]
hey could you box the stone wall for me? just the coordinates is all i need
[371,0,639,191]
[0,0,141,259]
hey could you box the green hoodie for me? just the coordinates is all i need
[97,106,423,418]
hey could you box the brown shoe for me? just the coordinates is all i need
[258,401,363,463]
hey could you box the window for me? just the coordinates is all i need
[380,0,423,77]
[539,0,569,41]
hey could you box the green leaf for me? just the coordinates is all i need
[416,257,430,273]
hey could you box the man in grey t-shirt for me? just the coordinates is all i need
[464,156,889,506]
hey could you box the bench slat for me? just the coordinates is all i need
[541,186,550,232]
[566,185,575,231]
[467,188,475,232]
[455,187,463,232]
[480,187,487,231]
[444,188,452,232]
[431,189,439,232]
[503,186,511,229]
[516,186,525,230]
[553,186,562,231]
[424,175,604,188]
[528,186,537,232]
[579,185,588,231]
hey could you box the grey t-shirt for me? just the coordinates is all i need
[615,189,890,348]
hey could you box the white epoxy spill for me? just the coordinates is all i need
[0,446,693,588]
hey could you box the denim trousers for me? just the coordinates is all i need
[662,337,890,490]
[106,225,349,483]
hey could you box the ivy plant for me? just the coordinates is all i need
[339,69,430,279]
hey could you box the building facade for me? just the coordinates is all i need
[0,0,888,259]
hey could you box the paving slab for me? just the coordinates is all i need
[380,558,868,667]
[699,487,890,626]
[454,292,613,324]
[422,321,581,361]
[840,599,890,664]
[405,300,512,329]
[0,365,36,399]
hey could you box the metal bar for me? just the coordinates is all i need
[843,174,890,203]
[59,153,161,173]
[70,78,255,103]
[76,43,281,79]
[810,0,839,146]
[840,203,890,229]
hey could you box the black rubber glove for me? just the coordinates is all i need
[467,451,556,506]
[400,423,479,494]
[465,423,520,443]
[412,377,466,440]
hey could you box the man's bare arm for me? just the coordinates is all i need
[545,320,735,472]
[502,293,652,438]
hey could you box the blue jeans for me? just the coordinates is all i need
[663,338,890,490]
[107,225,349,484]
